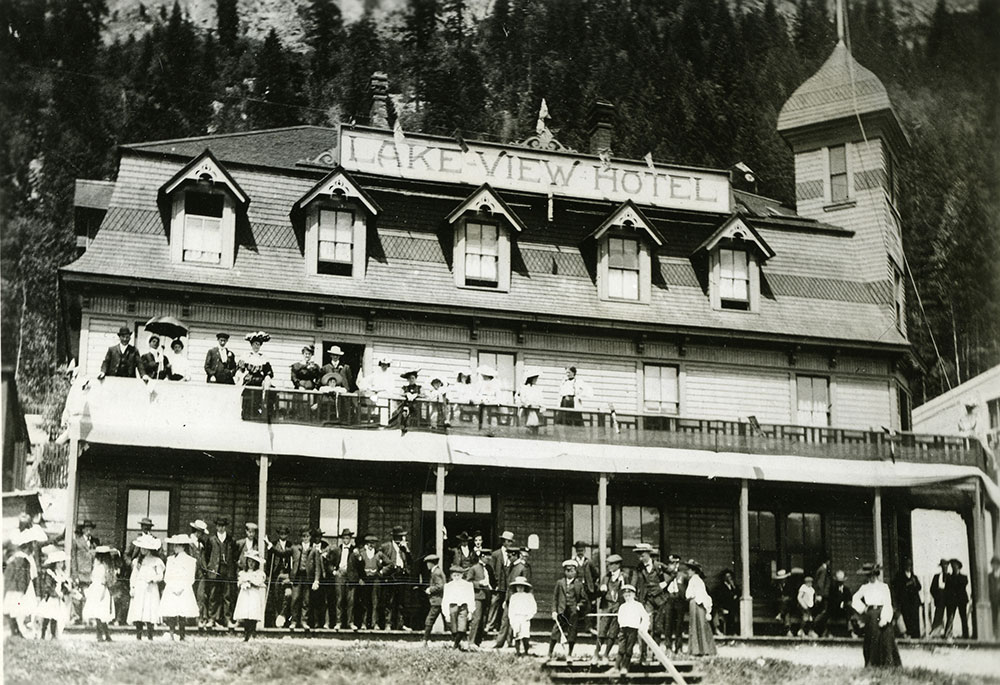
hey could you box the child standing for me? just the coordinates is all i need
[549,559,585,660]
[506,576,537,656]
[797,575,818,637]
[3,530,38,638]
[616,584,650,675]
[127,536,165,640]
[161,534,199,641]
[234,550,266,641]
[38,549,72,639]
[441,564,475,650]
[83,545,119,641]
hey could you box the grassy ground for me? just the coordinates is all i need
[4,639,999,685]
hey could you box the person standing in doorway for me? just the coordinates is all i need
[944,558,969,639]
[929,558,951,637]
[893,559,923,638]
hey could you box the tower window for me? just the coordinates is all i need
[829,145,848,203]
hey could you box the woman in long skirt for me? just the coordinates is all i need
[233,551,266,641]
[683,559,717,656]
[3,530,38,638]
[160,535,199,641]
[83,546,119,641]
[127,536,165,640]
[851,562,901,668]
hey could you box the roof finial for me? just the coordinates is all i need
[836,0,847,46]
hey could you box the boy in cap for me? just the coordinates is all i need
[797,575,818,637]
[661,553,688,654]
[357,534,384,628]
[98,325,141,380]
[594,553,629,663]
[379,526,412,630]
[443,564,475,650]
[204,332,237,383]
[549,559,586,660]
[616,583,649,675]
[422,553,446,645]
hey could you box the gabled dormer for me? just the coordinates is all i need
[293,167,380,279]
[159,149,248,269]
[446,184,525,292]
[587,200,664,304]
[694,214,775,312]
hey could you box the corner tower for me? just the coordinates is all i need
[777,39,910,335]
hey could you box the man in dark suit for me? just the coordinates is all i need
[893,558,923,638]
[235,521,260,571]
[98,326,141,380]
[326,528,362,629]
[138,335,171,381]
[205,517,239,628]
[487,531,516,632]
[319,345,355,391]
[633,544,667,657]
[378,526,412,630]
[357,534,385,628]
[451,531,475,570]
[421,553,447,646]
[595,554,631,663]
[549,559,587,659]
[204,332,237,383]
[713,570,741,636]
[266,525,294,627]
[944,558,970,639]
[289,529,323,630]
[465,550,492,647]
[929,558,951,637]
[572,540,599,633]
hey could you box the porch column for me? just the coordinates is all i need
[972,479,994,641]
[873,487,883,566]
[435,465,446,561]
[598,473,608,578]
[62,420,81,562]
[739,478,753,637]
[257,455,269,559]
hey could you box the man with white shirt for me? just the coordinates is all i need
[98,326,141,380]
[326,528,361,629]
[378,526,412,630]
[204,332,237,384]
[487,531,516,632]
[357,534,384,628]
[139,335,171,381]
[594,554,631,664]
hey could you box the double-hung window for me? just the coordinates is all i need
[126,488,170,542]
[719,249,750,309]
[796,375,830,427]
[464,222,499,286]
[318,208,355,275]
[607,237,640,300]
[182,192,224,264]
[829,144,848,203]
[643,364,679,414]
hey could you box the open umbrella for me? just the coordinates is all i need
[144,316,189,381]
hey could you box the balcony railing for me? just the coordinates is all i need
[240,388,994,475]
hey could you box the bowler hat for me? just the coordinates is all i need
[573,540,589,549]
[340,528,354,538]
[215,517,229,526]
[81,519,96,529]
[455,531,470,542]
[139,517,154,527]
[117,326,132,336]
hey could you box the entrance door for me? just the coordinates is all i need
[321,340,365,391]
[420,512,494,559]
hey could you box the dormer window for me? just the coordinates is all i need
[589,201,664,304]
[160,149,247,270]
[695,214,775,313]
[293,167,380,280]
[447,184,525,292]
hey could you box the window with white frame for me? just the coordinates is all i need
[464,221,499,286]
[420,493,492,513]
[607,237,640,300]
[318,208,354,275]
[477,350,516,403]
[572,503,611,553]
[621,505,660,549]
[829,144,848,203]
[719,249,750,309]
[796,375,830,427]
[182,192,224,264]
[126,488,169,542]
[643,364,679,414]
[319,498,358,539]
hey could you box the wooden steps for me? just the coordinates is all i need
[542,659,705,684]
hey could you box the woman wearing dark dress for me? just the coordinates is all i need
[851,563,901,668]
[239,332,274,388]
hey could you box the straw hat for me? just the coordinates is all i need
[189,520,208,533]
[44,550,68,565]
[509,576,532,589]
[399,368,421,379]
[244,550,263,564]
[622,583,637,593]
[606,554,623,564]
[94,545,120,555]
[134,535,161,551]
[477,365,497,377]
[166,534,193,545]
[328,345,344,356]
[499,531,515,542]
[773,569,790,580]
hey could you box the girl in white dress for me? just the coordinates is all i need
[160,535,199,641]
[83,545,119,641]
[506,576,537,656]
[233,550,266,641]
[127,536,165,640]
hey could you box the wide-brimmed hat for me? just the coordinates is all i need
[682,559,703,573]
[509,576,532,589]
[399,368,420,379]
[134,535,161,551]
[449,564,465,573]
[377,356,392,366]
[562,559,579,568]
[138,517,154,528]
[424,553,440,563]
[773,569,790,580]
[339,528,354,538]
[302,344,315,354]
[477,365,497,377]
[621,583,636,593]
[328,345,344,356]
[857,562,882,576]
[166,534,193,545]
[607,554,623,564]
[94,545,120,555]
[244,550,263,564]
[44,550,68,565]
[523,368,541,381]
[454,531,470,543]
[499,531,515,542]
[790,567,804,576]
[244,331,271,344]
[391,526,407,538]
[117,326,132,336]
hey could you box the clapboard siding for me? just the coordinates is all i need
[371,341,473,389]
[684,365,791,423]
[834,378,891,430]
[523,352,637,412]
[186,325,315,389]
[665,505,736,579]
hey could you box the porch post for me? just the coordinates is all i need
[873,487,883,566]
[257,455,269,559]
[739,478,753,637]
[598,473,608,578]
[972,479,994,641]
[435,465,446,561]
[62,420,81,562]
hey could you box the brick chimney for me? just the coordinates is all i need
[368,72,389,128]
[587,100,615,155]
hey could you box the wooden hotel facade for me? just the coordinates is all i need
[59,47,998,636]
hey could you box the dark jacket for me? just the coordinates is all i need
[930,572,949,605]
[489,547,514,593]
[378,540,412,577]
[828,581,852,616]
[944,572,969,608]
[235,536,259,571]
[465,561,492,600]
[573,555,599,597]
[204,346,237,383]
[139,351,171,380]
[892,570,922,609]
[290,361,321,390]
[267,538,293,578]
[325,544,363,583]
[101,344,141,378]
[635,561,668,606]
[599,569,632,610]
[205,533,239,578]
[552,577,586,616]
[451,545,476,570]
[290,543,324,583]
[426,564,446,606]
[509,559,531,584]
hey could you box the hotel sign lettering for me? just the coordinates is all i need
[339,128,731,213]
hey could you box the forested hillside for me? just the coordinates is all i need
[1,0,997,410]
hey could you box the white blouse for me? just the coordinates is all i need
[685,573,714,615]
[851,580,894,626]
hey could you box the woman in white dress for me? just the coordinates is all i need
[516,370,544,432]
[160,534,199,641]
[83,545,119,641]
[233,550,266,641]
[38,550,72,639]
[167,339,191,381]
[127,536,165,640]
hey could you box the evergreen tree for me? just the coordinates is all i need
[217,0,239,51]
[248,28,304,129]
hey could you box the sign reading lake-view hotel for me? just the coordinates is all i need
[339,127,731,214]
